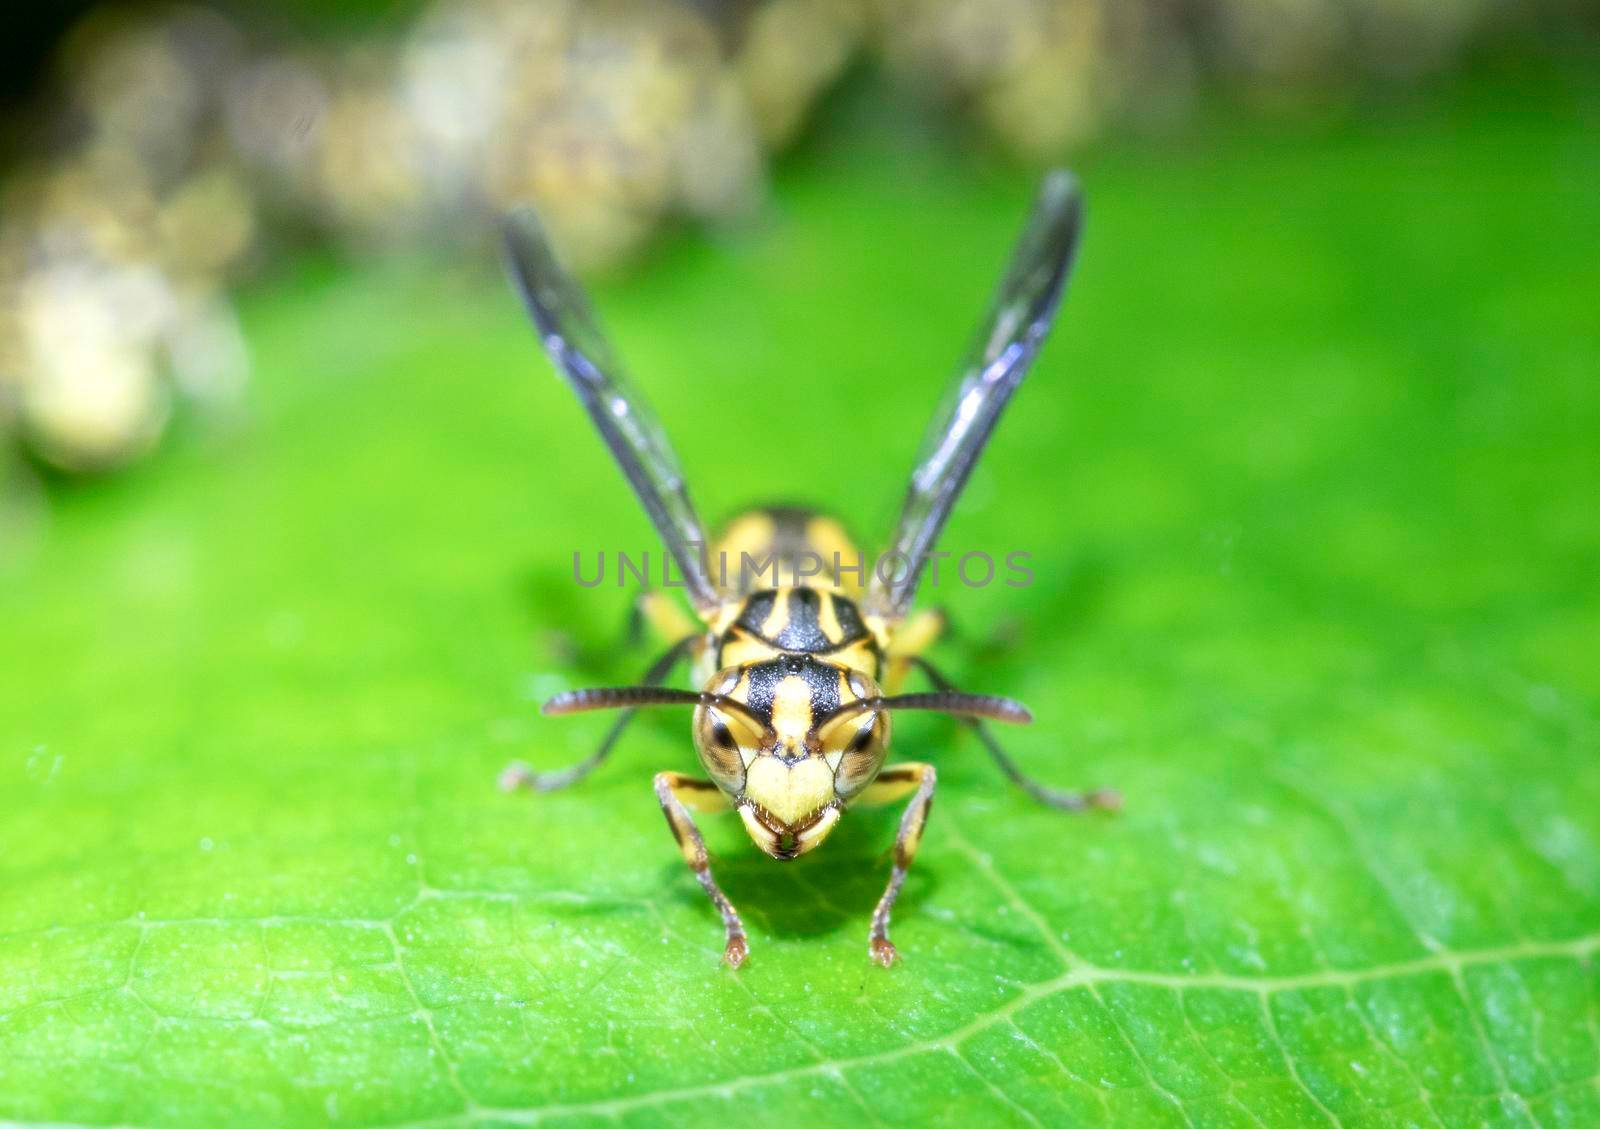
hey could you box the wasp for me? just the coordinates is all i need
[500,171,1116,967]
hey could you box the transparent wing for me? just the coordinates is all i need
[865,170,1085,621]
[502,208,722,615]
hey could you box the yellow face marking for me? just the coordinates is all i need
[769,674,819,750]
[744,756,836,827]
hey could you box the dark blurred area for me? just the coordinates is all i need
[0,0,1593,487]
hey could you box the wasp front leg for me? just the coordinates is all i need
[631,589,701,647]
[880,607,948,694]
[855,762,936,966]
[654,771,748,967]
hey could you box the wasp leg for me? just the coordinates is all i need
[501,634,699,793]
[618,587,702,652]
[654,771,747,967]
[854,762,936,966]
[636,589,701,644]
[911,657,1120,812]
[881,608,948,694]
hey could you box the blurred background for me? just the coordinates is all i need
[0,0,1594,503]
[1,6,1598,1121]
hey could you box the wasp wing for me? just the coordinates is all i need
[503,208,722,616]
[864,170,1084,622]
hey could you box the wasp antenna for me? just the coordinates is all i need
[824,691,1034,727]
[542,687,703,716]
[543,686,770,728]
[885,692,1034,724]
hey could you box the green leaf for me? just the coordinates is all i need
[3,83,1599,1127]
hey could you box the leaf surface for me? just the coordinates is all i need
[2,85,1599,1127]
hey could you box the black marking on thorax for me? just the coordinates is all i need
[831,593,867,641]
[725,589,872,656]
[741,654,842,725]
[776,589,829,650]
[733,590,778,636]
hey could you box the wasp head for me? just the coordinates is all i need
[692,655,891,860]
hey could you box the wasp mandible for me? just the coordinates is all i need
[501,172,1116,967]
